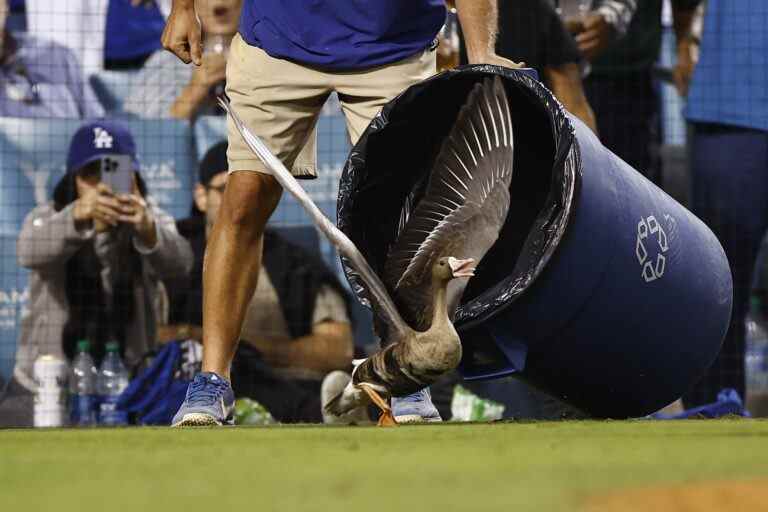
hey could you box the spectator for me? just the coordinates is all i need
[684,0,768,407]
[0,0,104,118]
[566,0,700,183]
[124,0,241,119]
[161,141,355,423]
[0,120,192,427]
[493,0,597,133]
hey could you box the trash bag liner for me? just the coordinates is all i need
[337,65,733,418]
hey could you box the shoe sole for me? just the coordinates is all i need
[394,414,443,424]
[172,413,223,427]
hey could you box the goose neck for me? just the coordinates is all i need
[430,278,451,330]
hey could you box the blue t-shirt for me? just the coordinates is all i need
[239,0,446,70]
[104,0,165,61]
[685,0,768,132]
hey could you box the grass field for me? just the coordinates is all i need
[2,419,768,512]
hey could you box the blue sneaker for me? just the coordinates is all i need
[392,387,442,423]
[172,372,235,427]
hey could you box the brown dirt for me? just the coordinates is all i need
[583,479,768,512]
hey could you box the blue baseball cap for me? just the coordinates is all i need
[66,120,138,174]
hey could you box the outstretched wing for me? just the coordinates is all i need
[219,97,411,342]
[383,77,515,329]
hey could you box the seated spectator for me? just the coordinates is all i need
[0,0,104,118]
[494,0,597,133]
[0,120,192,427]
[161,141,355,423]
[124,0,241,119]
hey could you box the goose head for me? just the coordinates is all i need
[433,256,476,284]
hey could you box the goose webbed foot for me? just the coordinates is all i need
[359,384,397,427]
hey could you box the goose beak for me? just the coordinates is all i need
[448,257,476,278]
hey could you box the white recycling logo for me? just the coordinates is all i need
[636,215,669,283]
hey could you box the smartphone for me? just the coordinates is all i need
[99,155,134,194]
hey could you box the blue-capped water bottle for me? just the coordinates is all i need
[69,339,98,426]
[98,341,129,426]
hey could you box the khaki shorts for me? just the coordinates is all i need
[225,34,437,178]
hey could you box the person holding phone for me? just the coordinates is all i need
[0,121,193,427]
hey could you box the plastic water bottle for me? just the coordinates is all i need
[69,339,98,426]
[746,298,768,417]
[98,341,129,426]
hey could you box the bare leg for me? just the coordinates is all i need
[201,171,282,380]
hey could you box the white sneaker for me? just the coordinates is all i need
[321,371,371,425]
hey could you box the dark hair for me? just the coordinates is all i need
[198,141,228,187]
[53,167,148,363]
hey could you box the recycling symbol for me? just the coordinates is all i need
[636,215,668,283]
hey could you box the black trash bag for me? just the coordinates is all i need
[337,65,577,330]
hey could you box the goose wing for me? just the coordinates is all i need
[383,76,515,329]
[219,97,411,342]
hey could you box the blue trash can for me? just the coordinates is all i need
[337,65,733,418]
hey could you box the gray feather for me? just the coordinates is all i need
[383,77,515,330]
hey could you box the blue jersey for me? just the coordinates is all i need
[685,0,768,132]
[238,0,446,70]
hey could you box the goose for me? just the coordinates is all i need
[219,76,514,425]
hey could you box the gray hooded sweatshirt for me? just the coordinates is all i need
[14,201,193,390]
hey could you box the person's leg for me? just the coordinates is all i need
[202,35,330,380]
[173,35,329,426]
[685,123,768,407]
[202,172,282,379]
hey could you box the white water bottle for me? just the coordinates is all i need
[97,341,129,426]
[69,339,98,426]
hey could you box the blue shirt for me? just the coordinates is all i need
[239,0,446,70]
[104,0,165,61]
[685,0,768,132]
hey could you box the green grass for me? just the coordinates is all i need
[2,420,768,512]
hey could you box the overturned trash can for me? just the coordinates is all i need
[337,65,733,419]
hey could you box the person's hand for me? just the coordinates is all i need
[467,52,526,69]
[673,38,698,97]
[189,53,228,89]
[72,183,123,233]
[161,1,202,65]
[574,13,615,61]
[118,194,157,249]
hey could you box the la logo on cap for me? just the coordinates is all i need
[93,127,113,149]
